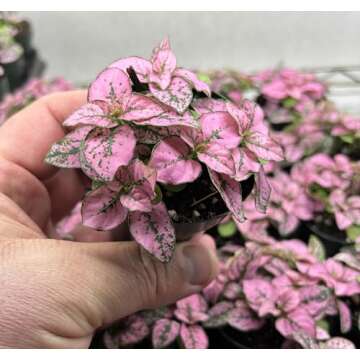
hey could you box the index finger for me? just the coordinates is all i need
[0,90,87,180]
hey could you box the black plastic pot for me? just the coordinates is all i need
[305,221,347,257]
[210,324,284,349]
[1,44,27,91]
[173,175,255,241]
[0,66,9,100]
[14,20,32,55]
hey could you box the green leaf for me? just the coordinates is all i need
[308,235,326,261]
[346,225,360,241]
[309,184,330,202]
[282,97,297,109]
[340,134,354,144]
[316,319,330,333]
[152,184,163,205]
[217,220,237,238]
[190,109,200,120]
[197,73,211,85]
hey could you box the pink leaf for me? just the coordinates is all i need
[129,202,175,262]
[228,301,265,331]
[243,278,276,315]
[150,48,177,90]
[88,67,132,105]
[138,109,199,128]
[245,132,284,161]
[198,143,235,176]
[208,169,245,223]
[80,125,136,181]
[276,309,316,338]
[324,337,356,349]
[337,300,352,333]
[152,319,180,349]
[200,111,241,149]
[121,94,164,121]
[63,103,115,128]
[109,56,152,83]
[179,324,208,349]
[255,165,271,213]
[192,98,227,114]
[203,301,234,328]
[134,125,181,145]
[119,160,157,212]
[45,126,93,168]
[81,185,128,231]
[223,281,242,300]
[202,279,225,304]
[149,77,193,114]
[149,136,202,185]
[115,315,150,346]
[174,68,211,96]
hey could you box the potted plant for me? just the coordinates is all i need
[291,153,360,254]
[45,38,284,262]
[0,12,44,95]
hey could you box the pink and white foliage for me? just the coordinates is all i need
[46,38,284,262]
[149,136,202,185]
[179,324,208,349]
[129,202,175,263]
[227,300,265,331]
[45,126,93,168]
[329,189,360,230]
[174,294,209,325]
[268,171,315,236]
[152,319,180,348]
[103,315,150,348]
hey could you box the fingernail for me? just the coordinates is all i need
[181,242,219,286]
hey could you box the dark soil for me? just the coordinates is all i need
[162,166,254,224]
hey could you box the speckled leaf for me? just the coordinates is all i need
[81,125,136,181]
[149,77,193,114]
[198,143,235,176]
[81,185,128,231]
[337,300,352,333]
[150,47,176,90]
[109,56,152,82]
[227,301,265,331]
[324,337,355,349]
[255,165,271,213]
[308,235,326,262]
[246,132,284,161]
[179,324,208,349]
[129,202,175,262]
[149,136,202,185]
[174,68,211,96]
[134,126,181,145]
[122,94,164,121]
[88,67,132,105]
[116,315,150,346]
[45,126,93,168]
[200,111,241,149]
[203,301,234,328]
[208,169,245,223]
[63,103,115,128]
[152,319,180,348]
[137,109,199,128]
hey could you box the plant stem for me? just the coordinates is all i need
[190,191,218,208]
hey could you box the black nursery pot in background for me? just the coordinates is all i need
[0,66,9,100]
[305,221,347,257]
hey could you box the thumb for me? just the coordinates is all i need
[79,234,219,327]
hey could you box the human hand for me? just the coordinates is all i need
[0,90,219,348]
